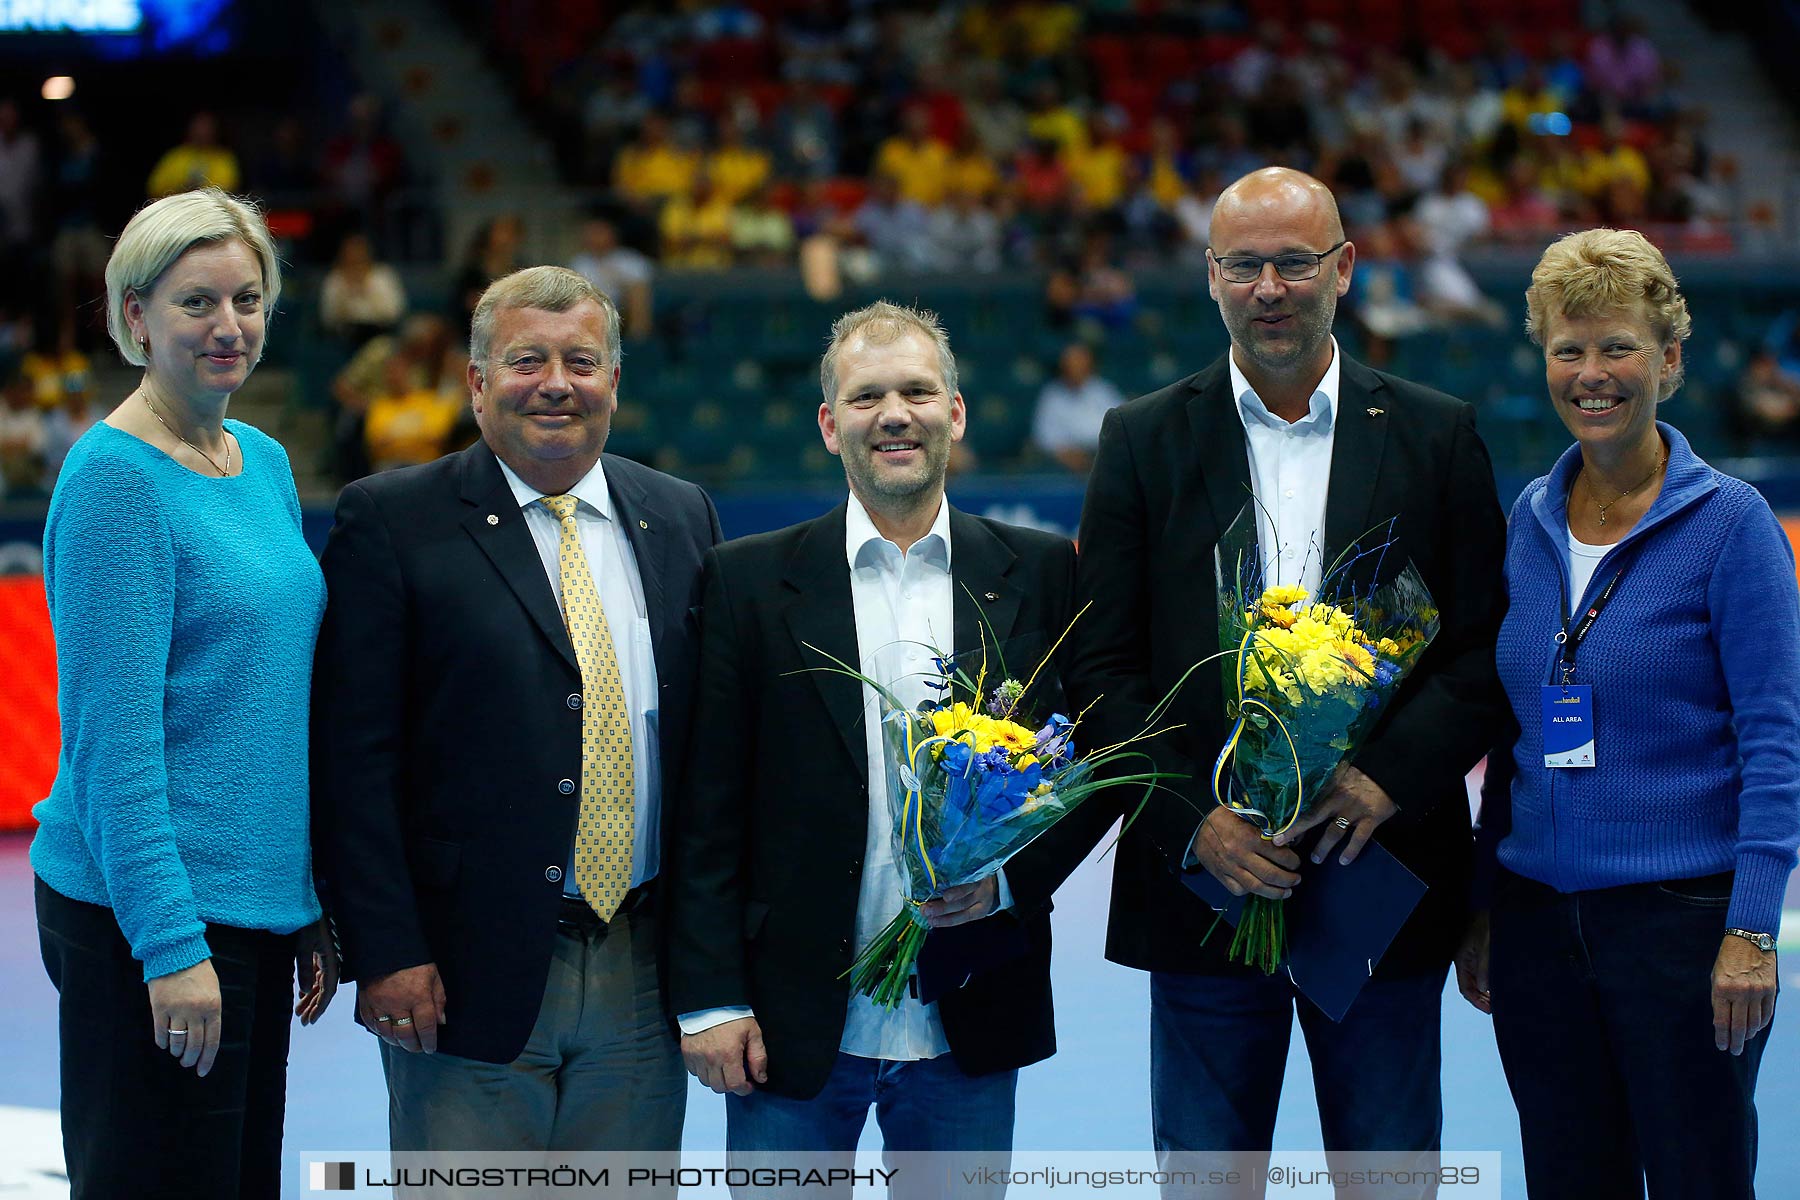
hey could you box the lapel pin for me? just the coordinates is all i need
[486,514,499,525]
[984,592,998,601]
[639,519,649,530]
[1366,407,1384,417]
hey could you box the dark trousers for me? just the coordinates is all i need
[36,876,298,1200]
[1150,967,1447,1199]
[1490,868,1769,1200]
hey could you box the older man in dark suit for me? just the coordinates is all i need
[1070,168,1509,1188]
[667,302,1089,1192]
[312,266,719,1152]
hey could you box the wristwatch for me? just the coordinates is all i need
[1725,928,1777,952]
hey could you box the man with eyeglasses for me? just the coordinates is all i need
[1065,168,1509,1192]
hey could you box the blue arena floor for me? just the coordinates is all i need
[2,829,1796,1198]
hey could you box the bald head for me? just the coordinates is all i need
[1211,168,1345,249]
[1205,168,1352,398]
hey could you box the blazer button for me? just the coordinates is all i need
[558,779,575,795]
[545,866,563,883]
[567,693,582,710]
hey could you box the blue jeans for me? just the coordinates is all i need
[1490,868,1769,1200]
[1150,967,1446,1198]
[726,1051,1017,1199]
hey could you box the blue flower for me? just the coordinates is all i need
[1034,713,1074,767]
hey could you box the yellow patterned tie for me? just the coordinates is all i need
[541,494,635,921]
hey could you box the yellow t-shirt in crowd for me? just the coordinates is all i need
[614,144,701,205]
[660,194,736,269]
[1066,140,1129,209]
[874,136,953,207]
[947,151,1003,200]
[147,146,241,197]
[365,389,461,469]
[707,145,772,205]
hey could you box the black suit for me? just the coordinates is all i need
[311,443,720,1065]
[1069,353,1508,978]
[667,503,1083,1101]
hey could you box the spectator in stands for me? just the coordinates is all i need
[450,214,523,344]
[1500,66,1565,139]
[946,125,1002,202]
[146,111,241,198]
[1347,219,1431,368]
[1489,157,1561,241]
[332,314,463,483]
[660,171,736,269]
[770,79,842,180]
[1031,342,1123,473]
[1461,226,1795,1200]
[1392,117,1450,196]
[1173,168,1223,267]
[962,63,1027,163]
[363,350,462,472]
[246,116,319,201]
[926,182,1003,274]
[48,110,106,339]
[1586,14,1663,111]
[42,371,102,480]
[582,74,651,183]
[320,232,407,347]
[322,94,405,221]
[1414,162,1505,327]
[570,216,654,340]
[614,112,702,211]
[0,98,41,312]
[1578,115,1652,216]
[730,181,798,268]
[1736,349,1800,442]
[1140,116,1195,210]
[1046,234,1137,332]
[1023,78,1085,157]
[1446,63,1506,153]
[0,365,45,498]
[1065,113,1131,213]
[1228,20,1286,100]
[33,187,335,1200]
[21,322,92,413]
[874,105,953,208]
[706,114,773,206]
[854,174,934,275]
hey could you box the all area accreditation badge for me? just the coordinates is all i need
[1541,684,1595,768]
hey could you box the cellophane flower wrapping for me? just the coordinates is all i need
[1211,502,1441,973]
[847,681,1094,1009]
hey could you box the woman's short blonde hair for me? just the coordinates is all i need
[1525,227,1692,399]
[104,188,283,367]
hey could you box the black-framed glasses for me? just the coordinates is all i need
[1209,240,1348,283]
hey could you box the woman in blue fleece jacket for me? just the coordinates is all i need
[1457,228,1800,1200]
[31,188,337,1199]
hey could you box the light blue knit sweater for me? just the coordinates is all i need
[1490,423,1800,934]
[31,420,325,980]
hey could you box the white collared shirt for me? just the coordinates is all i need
[1229,336,1342,598]
[495,455,662,888]
[839,491,956,1060]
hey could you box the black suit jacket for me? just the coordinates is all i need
[666,503,1086,1100]
[1068,353,1508,977]
[310,443,721,1064]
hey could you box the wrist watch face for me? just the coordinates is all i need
[1731,929,1776,952]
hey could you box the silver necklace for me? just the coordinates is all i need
[143,393,232,476]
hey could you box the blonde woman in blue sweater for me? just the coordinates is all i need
[1457,228,1800,1200]
[31,188,337,1199]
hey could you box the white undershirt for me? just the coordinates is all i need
[1567,530,1610,608]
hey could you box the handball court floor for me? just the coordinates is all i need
[1,827,1797,1198]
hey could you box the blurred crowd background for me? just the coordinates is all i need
[5,0,1800,503]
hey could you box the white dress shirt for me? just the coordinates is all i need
[1229,336,1342,598]
[679,495,1016,1052]
[495,456,662,890]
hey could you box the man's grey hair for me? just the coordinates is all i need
[470,265,621,369]
[819,300,959,403]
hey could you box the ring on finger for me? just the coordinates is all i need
[1332,816,1352,830]
[392,1016,414,1027]
[168,1028,188,1038]
[374,1015,392,1023]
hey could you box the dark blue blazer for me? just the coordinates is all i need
[311,442,720,1064]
